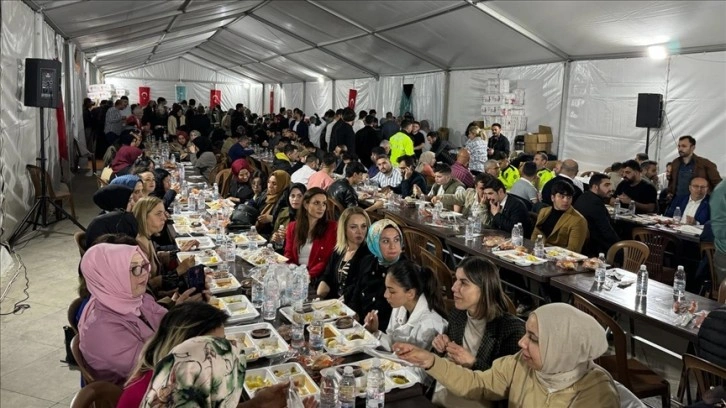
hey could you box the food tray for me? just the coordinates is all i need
[238,247,288,266]
[175,236,216,250]
[178,249,222,266]
[229,233,268,247]
[208,274,242,294]
[543,246,588,261]
[439,211,463,218]
[225,322,290,363]
[322,321,379,356]
[171,215,209,235]
[210,294,259,323]
[320,358,417,397]
[279,300,356,325]
[492,250,547,265]
[244,363,319,399]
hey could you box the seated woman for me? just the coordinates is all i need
[347,219,406,331]
[317,207,371,300]
[247,170,267,207]
[111,130,143,176]
[227,159,253,205]
[417,151,436,179]
[78,243,167,386]
[86,184,140,247]
[150,168,177,211]
[133,167,156,198]
[254,170,290,238]
[532,180,588,253]
[169,127,191,161]
[432,173,494,218]
[284,188,337,283]
[394,303,620,407]
[188,136,216,181]
[431,257,525,407]
[270,183,306,248]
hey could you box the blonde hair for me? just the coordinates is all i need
[132,196,164,238]
[416,151,436,172]
[335,207,370,253]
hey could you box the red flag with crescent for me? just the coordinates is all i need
[139,86,150,106]
[348,89,357,110]
[210,89,221,109]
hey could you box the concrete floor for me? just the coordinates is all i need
[0,171,686,407]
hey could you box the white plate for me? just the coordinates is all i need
[279,300,356,325]
[492,250,548,265]
[175,236,216,250]
[439,211,463,218]
[208,275,242,294]
[244,363,319,399]
[178,250,222,266]
[322,322,379,356]
[215,294,259,323]
[228,233,267,247]
[321,357,417,397]
[543,246,588,261]
[225,323,290,362]
[238,247,288,266]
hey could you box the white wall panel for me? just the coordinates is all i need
[281,83,304,111]
[305,81,333,116]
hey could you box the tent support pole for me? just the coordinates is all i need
[442,70,450,130]
[556,61,571,158]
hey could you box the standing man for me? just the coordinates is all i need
[465,124,487,175]
[494,151,520,191]
[289,109,308,141]
[533,152,555,191]
[710,179,726,284]
[574,173,620,257]
[355,115,380,169]
[389,120,414,164]
[487,123,510,159]
[668,135,721,200]
[411,121,425,159]
[614,160,658,214]
[333,108,356,154]
[104,99,126,145]
[326,109,343,152]
[380,112,399,140]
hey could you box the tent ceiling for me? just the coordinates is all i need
[27,0,726,83]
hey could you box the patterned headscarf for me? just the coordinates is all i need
[142,336,246,408]
[366,219,403,266]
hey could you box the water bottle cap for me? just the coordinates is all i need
[344,366,353,374]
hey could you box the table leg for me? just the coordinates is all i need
[629,317,636,358]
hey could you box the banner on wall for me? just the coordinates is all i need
[175,85,186,102]
[348,89,358,110]
[139,86,151,106]
[210,89,221,109]
[270,91,274,114]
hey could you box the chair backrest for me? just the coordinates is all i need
[383,212,408,228]
[326,196,345,220]
[503,293,517,315]
[421,251,453,299]
[74,231,87,257]
[632,228,681,284]
[26,164,58,199]
[215,169,232,198]
[606,240,650,273]
[70,381,123,408]
[71,335,96,385]
[572,294,632,388]
[259,160,272,177]
[67,298,84,334]
[719,278,726,304]
[95,175,109,189]
[701,242,717,299]
[401,226,443,265]
[681,353,726,404]
[208,161,227,185]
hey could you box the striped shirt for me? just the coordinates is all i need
[371,167,402,188]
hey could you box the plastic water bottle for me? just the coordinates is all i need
[212,182,219,200]
[511,223,523,247]
[262,270,280,320]
[465,216,476,240]
[628,200,636,215]
[636,265,648,297]
[247,226,257,240]
[673,206,682,223]
[291,267,307,304]
[320,371,339,408]
[613,198,620,219]
[251,278,264,309]
[533,235,545,258]
[309,312,324,351]
[366,359,385,408]
[196,191,205,213]
[673,265,686,301]
[339,366,356,408]
[595,253,607,284]
[173,199,181,215]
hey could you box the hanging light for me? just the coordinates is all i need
[647,45,668,60]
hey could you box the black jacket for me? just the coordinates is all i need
[487,135,510,158]
[698,306,726,368]
[445,310,525,371]
[335,122,356,154]
[356,126,380,168]
[574,191,620,257]
[349,255,407,330]
[393,171,429,198]
[320,245,372,302]
[328,178,358,208]
[85,211,138,248]
[491,194,533,237]
[431,139,455,165]
[272,157,292,173]
[250,189,289,238]
[542,175,583,206]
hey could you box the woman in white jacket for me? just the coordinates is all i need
[364,260,448,383]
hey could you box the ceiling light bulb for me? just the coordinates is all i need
[647,45,668,60]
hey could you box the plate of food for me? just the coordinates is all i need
[178,249,222,266]
[322,322,379,356]
[544,247,588,261]
[208,275,242,294]
[439,211,463,218]
[229,233,267,246]
[238,247,288,266]
[482,236,508,247]
[492,249,547,265]
[321,358,417,397]
[210,294,259,323]
[244,363,319,399]
[279,300,356,325]
[225,323,290,363]
[175,236,216,250]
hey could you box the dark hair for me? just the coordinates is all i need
[305,155,319,165]
[433,163,451,175]
[493,151,507,161]
[588,173,610,189]
[521,161,537,177]
[491,123,501,129]
[119,130,138,146]
[466,124,479,136]
[345,161,367,178]
[484,178,506,193]
[371,147,386,156]
[535,152,548,162]
[294,188,330,253]
[551,180,575,197]
[610,162,623,171]
[387,261,447,318]
[358,110,368,119]
[322,153,338,167]
[369,109,376,115]
[283,144,298,155]
[335,108,344,116]
[250,170,267,187]
[679,135,696,146]
[192,136,213,158]
[622,159,641,172]
[400,119,412,129]
[474,172,494,187]
[635,152,649,161]
[153,168,171,196]
[456,257,508,320]
[288,183,307,221]
[397,155,415,168]
[641,160,657,171]
[188,99,196,106]
[364,115,375,125]
[427,131,439,140]
[303,141,315,149]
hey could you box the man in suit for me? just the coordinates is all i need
[484,178,532,238]
[355,115,380,168]
[664,176,711,225]
[541,159,583,205]
[574,173,620,257]
[533,180,588,253]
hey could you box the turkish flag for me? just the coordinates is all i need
[348,89,358,110]
[210,89,221,109]
[139,87,150,106]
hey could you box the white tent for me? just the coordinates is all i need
[1,0,725,242]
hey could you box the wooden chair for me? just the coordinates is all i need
[259,160,272,177]
[215,169,232,198]
[606,240,650,273]
[421,251,453,299]
[74,231,88,257]
[70,381,123,408]
[401,226,443,265]
[326,196,346,220]
[678,353,726,405]
[26,164,77,219]
[71,335,96,385]
[383,212,408,228]
[95,175,108,189]
[700,242,717,300]
[719,278,726,304]
[572,294,671,407]
[208,161,227,186]
[632,228,681,285]
[67,298,84,334]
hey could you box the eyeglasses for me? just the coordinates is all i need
[130,263,151,277]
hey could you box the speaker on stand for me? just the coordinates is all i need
[8,58,85,247]
[635,93,663,155]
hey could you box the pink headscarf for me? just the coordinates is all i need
[231,158,251,177]
[79,243,149,334]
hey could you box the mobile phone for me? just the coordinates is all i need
[185,265,206,294]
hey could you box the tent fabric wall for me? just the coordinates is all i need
[305,81,333,118]
[281,83,304,114]
[447,63,565,148]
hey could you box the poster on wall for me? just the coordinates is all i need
[348,89,358,110]
[139,86,151,106]
[175,85,186,103]
[210,89,221,109]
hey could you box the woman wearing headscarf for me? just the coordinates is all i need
[227,158,253,204]
[188,136,216,181]
[85,185,139,247]
[111,130,143,175]
[254,169,290,238]
[78,243,168,386]
[150,168,177,211]
[394,303,620,407]
[169,128,191,161]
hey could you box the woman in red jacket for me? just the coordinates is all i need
[284,187,337,283]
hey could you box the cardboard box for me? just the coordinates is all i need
[524,133,539,144]
[524,142,552,154]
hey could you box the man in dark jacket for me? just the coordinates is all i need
[355,115,380,168]
[289,108,309,141]
[328,162,383,213]
[542,159,583,205]
[332,107,356,154]
[668,135,722,199]
[393,155,429,198]
[484,178,532,237]
[427,131,454,165]
[574,173,620,257]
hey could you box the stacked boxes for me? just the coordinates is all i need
[87,83,115,102]
[481,78,527,147]
[523,125,554,154]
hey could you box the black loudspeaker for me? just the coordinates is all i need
[24,58,61,108]
[636,93,663,128]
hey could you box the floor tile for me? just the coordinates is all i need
[0,347,80,402]
[0,390,55,408]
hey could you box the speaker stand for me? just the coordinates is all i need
[645,127,651,156]
[8,107,86,248]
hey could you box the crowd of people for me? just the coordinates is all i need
[75,97,725,407]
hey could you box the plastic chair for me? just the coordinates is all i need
[421,251,453,299]
[572,294,671,407]
[401,226,443,265]
[74,231,87,257]
[26,164,76,219]
[70,381,122,408]
[208,161,227,186]
[215,169,232,198]
[632,228,681,285]
[67,298,83,334]
[700,242,717,300]
[678,353,726,405]
[71,335,96,385]
[606,240,650,273]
